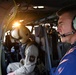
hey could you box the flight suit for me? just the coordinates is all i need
[7,44,38,75]
[54,42,76,75]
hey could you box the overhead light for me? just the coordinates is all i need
[33,6,44,9]
[19,20,24,22]
[12,22,21,28]
[38,6,44,8]
[33,6,37,9]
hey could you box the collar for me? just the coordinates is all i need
[70,41,76,48]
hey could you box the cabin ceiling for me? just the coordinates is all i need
[0,0,76,38]
[15,0,76,7]
[14,0,76,25]
[0,0,76,26]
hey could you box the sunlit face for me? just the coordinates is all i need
[57,13,73,43]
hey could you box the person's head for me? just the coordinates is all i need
[11,25,31,44]
[57,4,76,44]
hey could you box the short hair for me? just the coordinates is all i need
[56,4,76,17]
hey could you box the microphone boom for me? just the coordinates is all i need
[59,31,75,37]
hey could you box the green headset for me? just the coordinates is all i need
[72,16,76,31]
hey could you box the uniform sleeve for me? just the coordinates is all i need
[14,44,38,75]
[54,52,76,75]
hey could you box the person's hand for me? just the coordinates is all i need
[7,72,15,75]
[20,59,24,65]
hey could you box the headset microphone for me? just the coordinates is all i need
[59,31,75,37]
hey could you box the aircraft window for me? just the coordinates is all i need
[3,31,11,43]
[26,26,32,32]
[45,23,50,26]
[32,28,35,34]
[52,26,57,30]
[26,26,35,34]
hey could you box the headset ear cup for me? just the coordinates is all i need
[72,16,76,31]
